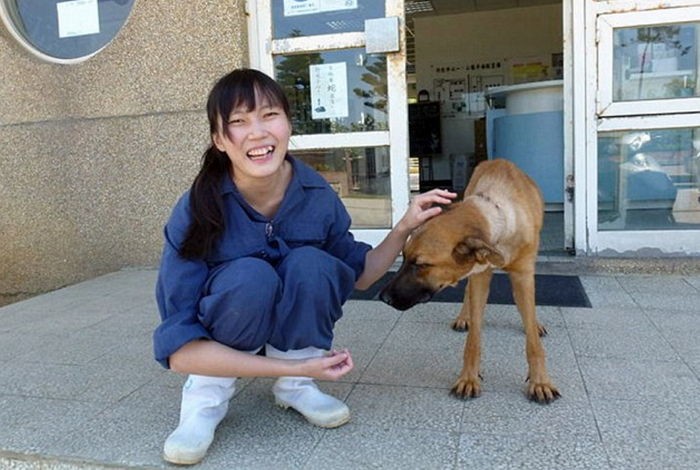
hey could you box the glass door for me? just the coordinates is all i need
[247,0,408,247]
[589,1,700,254]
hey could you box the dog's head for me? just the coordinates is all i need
[379,210,504,311]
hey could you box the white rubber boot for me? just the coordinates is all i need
[163,374,236,465]
[265,345,350,428]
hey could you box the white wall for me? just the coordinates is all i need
[414,4,563,92]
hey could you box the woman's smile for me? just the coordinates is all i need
[247,145,275,161]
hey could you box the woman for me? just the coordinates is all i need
[154,68,455,465]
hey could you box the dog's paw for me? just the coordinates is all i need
[450,376,481,399]
[451,318,469,332]
[537,323,548,337]
[526,382,560,404]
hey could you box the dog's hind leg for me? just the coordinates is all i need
[451,269,492,399]
[451,281,470,331]
[509,270,560,404]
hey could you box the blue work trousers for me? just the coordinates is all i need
[197,246,356,352]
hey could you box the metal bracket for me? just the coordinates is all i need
[365,17,400,54]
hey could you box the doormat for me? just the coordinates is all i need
[350,273,591,308]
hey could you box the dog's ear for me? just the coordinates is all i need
[453,237,505,267]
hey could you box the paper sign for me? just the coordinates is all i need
[310,62,349,120]
[57,0,100,38]
[284,0,357,17]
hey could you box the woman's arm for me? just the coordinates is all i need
[169,340,353,381]
[355,188,456,290]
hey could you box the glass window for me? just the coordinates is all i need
[0,0,136,63]
[613,23,698,101]
[272,0,384,39]
[598,128,700,231]
[274,49,388,135]
[293,147,391,229]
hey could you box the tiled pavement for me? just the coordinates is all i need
[0,266,699,469]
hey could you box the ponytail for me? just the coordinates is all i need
[178,146,229,260]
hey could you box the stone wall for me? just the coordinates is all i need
[0,0,249,304]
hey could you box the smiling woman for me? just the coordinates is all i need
[0,0,136,64]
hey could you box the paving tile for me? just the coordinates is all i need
[459,391,598,439]
[331,317,398,383]
[578,356,698,400]
[305,424,460,469]
[47,382,180,468]
[616,274,694,295]
[594,398,700,470]
[457,432,610,469]
[345,383,464,432]
[359,320,471,388]
[0,395,107,455]
[567,321,680,361]
[630,291,700,312]
[561,305,651,330]
[578,276,636,308]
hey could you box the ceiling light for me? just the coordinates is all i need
[406,1,434,15]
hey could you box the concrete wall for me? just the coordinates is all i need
[0,0,249,304]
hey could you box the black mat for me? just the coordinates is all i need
[350,272,591,308]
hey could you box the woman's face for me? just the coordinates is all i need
[213,92,291,182]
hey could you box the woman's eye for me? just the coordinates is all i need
[228,118,244,125]
[264,111,280,118]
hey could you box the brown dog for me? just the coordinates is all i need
[379,159,559,403]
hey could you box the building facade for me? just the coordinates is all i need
[1,0,699,303]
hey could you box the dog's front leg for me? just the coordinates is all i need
[451,270,492,399]
[509,270,560,404]
[451,282,470,331]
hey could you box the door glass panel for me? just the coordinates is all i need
[272,1,384,38]
[274,49,388,135]
[293,147,391,229]
[613,23,699,101]
[598,128,700,230]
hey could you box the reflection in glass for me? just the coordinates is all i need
[272,1,384,39]
[598,128,700,230]
[2,0,136,60]
[293,147,391,229]
[613,23,699,101]
[275,49,388,135]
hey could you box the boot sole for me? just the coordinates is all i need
[162,450,206,466]
[275,399,350,428]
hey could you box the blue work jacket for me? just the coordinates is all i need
[153,156,372,368]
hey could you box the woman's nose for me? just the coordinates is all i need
[247,119,268,137]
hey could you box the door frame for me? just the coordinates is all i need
[245,0,409,247]
[582,0,700,255]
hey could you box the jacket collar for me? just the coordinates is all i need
[220,154,325,195]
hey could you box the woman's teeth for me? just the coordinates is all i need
[247,146,274,159]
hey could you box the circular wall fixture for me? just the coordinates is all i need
[0,0,136,64]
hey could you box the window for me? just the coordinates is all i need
[0,0,135,64]
[598,7,700,117]
[598,127,700,231]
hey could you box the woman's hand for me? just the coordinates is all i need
[299,349,354,381]
[397,188,457,234]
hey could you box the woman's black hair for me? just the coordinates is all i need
[178,68,291,260]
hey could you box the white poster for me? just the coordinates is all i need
[310,62,348,120]
[57,0,100,38]
[284,0,357,17]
